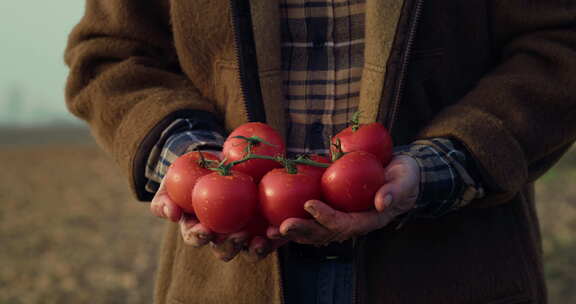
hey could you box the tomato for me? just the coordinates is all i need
[259,168,322,227]
[331,122,393,166]
[243,209,270,237]
[321,151,386,212]
[165,151,220,214]
[192,171,258,234]
[223,122,286,182]
[296,154,331,179]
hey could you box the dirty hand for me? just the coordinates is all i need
[268,155,419,245]
[150,159,286,262]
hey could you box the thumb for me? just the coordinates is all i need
[374,186,394,212]
[374,165,403,212]
[374,158,419,213]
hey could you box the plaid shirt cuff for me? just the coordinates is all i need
[395,138,485,219]
[144,118,225,194]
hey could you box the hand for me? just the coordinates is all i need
[268,155,420,245]
[150,167,286,262]
[180,208,287,262]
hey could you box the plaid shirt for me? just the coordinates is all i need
[145,0,484,218]
[280,0,365,155]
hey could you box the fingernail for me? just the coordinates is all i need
[304,203,317,216]
[383,194,393,208]
[163,205,170,218]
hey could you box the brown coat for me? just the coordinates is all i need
[65,0,576,303]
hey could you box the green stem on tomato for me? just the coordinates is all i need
[292,155,330,168]
[330,138,346,162]
[211,153,329,176]
[196,150,218,169]
[229,153,278,167]
[233,135,277,149]
[351,111,362,132]
[284,160,298,174]
[212,136,329,176]
[211,153,279,176]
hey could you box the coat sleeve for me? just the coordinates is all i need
[418,0,576,206]
[64,0,222,201]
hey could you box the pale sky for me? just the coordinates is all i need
[0,1,85,125]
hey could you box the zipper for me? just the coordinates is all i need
[229,4,284,303]
[353,1,425,303]
[383,0,425,132]
[229,0,267,123]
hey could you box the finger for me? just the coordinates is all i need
[150,180,183,222]
[191,223,217,244]
[180,215,214,247]
[150,199,163,218]
[266,226,284,240]
[163,200,183,222]
[210,237,241,262]
[150,191,168,218]
[374,185,395,212]
[245,236,288,262]
[305,200,389,239]
[304,200,350,232]
[151,194,175,219]
[374,184,418,216]
[375,158,419,213]
[245,236,270,262]
[304,198,402,241]
[374,182,415,217]
[228,231,251,251]
[150,179,168,217]
[279,218,334,245]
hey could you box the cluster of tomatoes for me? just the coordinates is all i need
[164,118,393,237]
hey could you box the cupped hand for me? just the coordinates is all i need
[150,176,286,262]
[269,155,420,245]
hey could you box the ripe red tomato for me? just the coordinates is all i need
[243,209,270,237]
[259,168,322,227]
[331,122,393,166]
[223,122,285,182]
[165,151,220,214]
[321,151,386,212]
[192,171,258,234]
[296,154,331,179]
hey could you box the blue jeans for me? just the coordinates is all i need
[280,248,354,304]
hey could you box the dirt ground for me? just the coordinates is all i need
[0,144,163,304]
[1,135,575,303]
